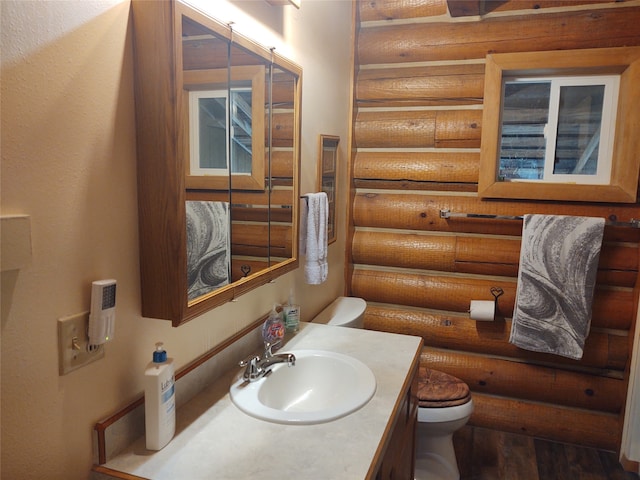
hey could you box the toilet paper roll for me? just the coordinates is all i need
[469,300,495,321]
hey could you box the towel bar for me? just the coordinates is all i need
[439,209,640,228]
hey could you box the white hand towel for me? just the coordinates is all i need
[300,192,329,284]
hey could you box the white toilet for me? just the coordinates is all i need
[312,296,473,480]
[414,368,473,480]
[311,296,366,328]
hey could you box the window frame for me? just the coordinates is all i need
[479,46,640,203]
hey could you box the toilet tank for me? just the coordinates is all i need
[312,297,366,329]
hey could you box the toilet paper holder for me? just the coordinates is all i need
[490,286,504,306]
[468,287,504,321]
[490,287,504,320]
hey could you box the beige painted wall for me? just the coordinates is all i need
[0,0,353,478]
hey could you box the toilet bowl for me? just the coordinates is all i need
[311,296,366,328]
[311,297,472,480]
[414,367,473,480]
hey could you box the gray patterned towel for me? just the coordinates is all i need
[186,201,231,301]
[509,214,605,360]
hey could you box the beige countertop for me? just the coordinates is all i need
[95,322,422,480]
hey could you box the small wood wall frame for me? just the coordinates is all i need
[318,135,339,245]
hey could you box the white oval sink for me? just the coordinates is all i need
[229,350,376,424]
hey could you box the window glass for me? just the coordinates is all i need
[498,75,618,185]
[499,81,551,180]
[553,84,604,176]
[230,89,252,174]
[198,95,227,170]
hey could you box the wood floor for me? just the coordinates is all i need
[453,426,639,480]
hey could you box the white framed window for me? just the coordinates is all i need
[189,88,255,178]
[189,89,229,177]
[498,74,619,185]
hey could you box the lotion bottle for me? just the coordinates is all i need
[144,342,175,450]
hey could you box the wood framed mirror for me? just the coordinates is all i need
[317,135,339,245]
[131,0,301,325]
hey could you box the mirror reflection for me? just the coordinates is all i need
[190,89,256,176]
[181,15,232,301]
[318,135,339,245]
[182,13,298,304]
[269,64,297,266]
[131,0,301,324]
[227,42,272,285]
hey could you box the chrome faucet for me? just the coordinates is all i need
[239,341,296,383]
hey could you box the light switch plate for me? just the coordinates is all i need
[58,311,104,375]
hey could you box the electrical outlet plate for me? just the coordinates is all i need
[57,311,104,375]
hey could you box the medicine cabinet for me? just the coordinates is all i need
[131,0,301,325]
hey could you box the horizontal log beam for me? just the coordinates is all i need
[471,0,628,15]
[353,269,634,330]
[356,64,485,107]
[354,151,479,184]
[271,76,296,106]
[353,179,478,192]
[352,231,638,287]
[353,231,456,273]
[271,150,294,178]
[364,304,629,371]
[359,0,448,22]
[232,207,292,223]
[354,110,482,148]
[271,111,294,147]
[420,348,625,412]
[352,193,640,242]
[358,7,640,64]
[468,392,621,451]
[233,224,291,249]
[357,0,626,23]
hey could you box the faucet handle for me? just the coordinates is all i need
[264,340,281,357]
[239,354,261,382]
[239,354,260,367]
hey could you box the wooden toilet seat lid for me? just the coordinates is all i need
[417,367,471,408]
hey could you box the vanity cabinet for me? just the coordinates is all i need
[374,359,419,479]
[92,324,423,480]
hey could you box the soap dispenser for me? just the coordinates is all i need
[144,342,175,450]
[262,304,285,345]
[283,290,300,333]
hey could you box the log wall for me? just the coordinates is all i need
[348,0,640,451]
